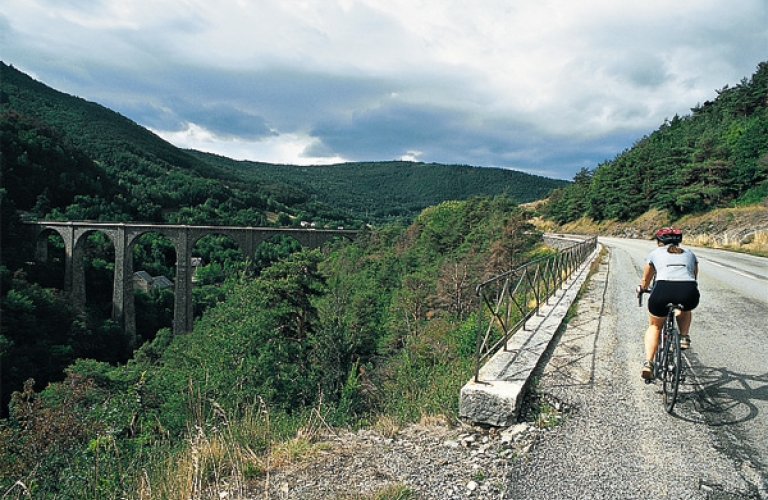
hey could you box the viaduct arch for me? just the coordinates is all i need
[25,221,357,348]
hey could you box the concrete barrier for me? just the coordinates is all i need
[459,243,600,427]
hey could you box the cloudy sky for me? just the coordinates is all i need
[1,1,765,180]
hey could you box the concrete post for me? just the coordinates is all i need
[111,226,137,350]
[173,227,194,335]
[71,229,86,309]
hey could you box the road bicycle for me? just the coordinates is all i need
[638,288,684,413]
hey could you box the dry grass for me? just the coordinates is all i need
[127,398,340,500]
[371,414,400,439]
[418,413,451,427]
[132,422,260,500]
[334,483,415,500]
[267,399,337,469]
[268,436,333,469]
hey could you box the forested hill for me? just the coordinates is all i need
[0,61,567,229]
[542,61,768,224]
[188,151,567,220]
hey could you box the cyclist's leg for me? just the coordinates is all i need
[645,282,670,378]
[643,314,665,378]
[644,314,665,360]
[677,310,692,349]
[675,281,698,340]
[676,310,692,336]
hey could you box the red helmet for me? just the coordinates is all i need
[654,227,682,245]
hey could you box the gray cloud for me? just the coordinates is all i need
[1,0,765,180]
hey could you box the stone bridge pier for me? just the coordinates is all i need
[26,222,356,350]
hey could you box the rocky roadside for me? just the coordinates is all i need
[245,392,573,500]
[534,204,768,255]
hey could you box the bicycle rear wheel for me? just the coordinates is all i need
[662,326,682,413]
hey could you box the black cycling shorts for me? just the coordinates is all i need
[648,280,700,317]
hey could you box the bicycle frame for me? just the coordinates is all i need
[638,289,684,413]
[655,304,683,413]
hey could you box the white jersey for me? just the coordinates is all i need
[647,245,698,281]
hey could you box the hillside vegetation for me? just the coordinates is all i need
[0,195,547,498]
[189,151,565,221]
[541,61,768,226]
[0,62,563,497]
[2,59,767,498]
[0,60,564,426]
[0,61,566,232]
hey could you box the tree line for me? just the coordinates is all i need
[541,61,768,224]
[0,61,566,232]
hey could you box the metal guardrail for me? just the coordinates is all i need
[472,235,598,382]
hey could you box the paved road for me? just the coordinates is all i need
[503,238,767,500]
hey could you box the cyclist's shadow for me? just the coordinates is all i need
[676,353,768,426]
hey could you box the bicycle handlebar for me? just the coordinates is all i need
[636,285,649,307]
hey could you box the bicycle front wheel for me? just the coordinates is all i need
[662,327,682,413]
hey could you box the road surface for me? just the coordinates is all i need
[503,237,767,499]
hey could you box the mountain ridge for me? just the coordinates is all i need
[0,61,568,228]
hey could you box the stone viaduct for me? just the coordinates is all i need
[25,221,357,348]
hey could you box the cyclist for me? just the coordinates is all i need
[637,227,699,380]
